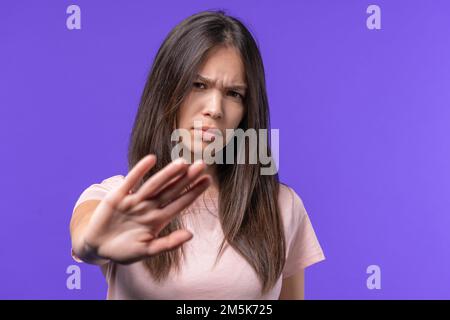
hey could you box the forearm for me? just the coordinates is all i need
[70,200,110,265]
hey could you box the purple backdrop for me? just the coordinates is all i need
[1,0,449,299]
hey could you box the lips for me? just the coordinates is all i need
[197,125,218,131]
[191,126,220,142]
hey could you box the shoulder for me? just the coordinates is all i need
[277,183,326,273]
[277,183,307,230]
[98,174,126,190]
[73,175,125,212]
[87,174,126,193]
[278,183,307,216]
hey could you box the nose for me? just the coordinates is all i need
[202,90,223,119]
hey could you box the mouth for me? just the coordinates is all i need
[191,127,221,142]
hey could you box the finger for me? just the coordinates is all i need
[157,168,188,192]
[118,154,157,197]
[146,229,193,256]
[154,175,211,225]
[132,158,190,203]
[157,160,207,207]
[154,159,202,192]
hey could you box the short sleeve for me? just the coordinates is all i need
[282,188,325,278]
[72,175,125,214]
[71,175,125,263]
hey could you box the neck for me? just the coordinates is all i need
[203,163,219,195]
[188,152,220,195]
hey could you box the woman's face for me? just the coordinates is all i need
[176,45,247,157]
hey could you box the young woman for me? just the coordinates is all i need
[70,10,325,300]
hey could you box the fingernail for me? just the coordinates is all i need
[175,157,187,164]
[193,159,204,166]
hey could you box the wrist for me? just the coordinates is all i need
[74,234,110,265]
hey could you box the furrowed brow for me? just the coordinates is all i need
[195,74,247,92]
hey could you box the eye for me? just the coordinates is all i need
[193,82,206,89]
[228,90,244,100]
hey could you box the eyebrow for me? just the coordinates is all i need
[195,74,247,92]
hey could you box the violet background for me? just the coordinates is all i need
[0,0,449,299]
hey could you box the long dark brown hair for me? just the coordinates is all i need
[127,10,286,295]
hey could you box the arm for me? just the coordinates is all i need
[69,156,211,266]
[70,199,110,265]
[278,269,305,300]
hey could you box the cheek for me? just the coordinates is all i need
[177,104,190,128]
[177,94,198,128]
[232,107,245,127]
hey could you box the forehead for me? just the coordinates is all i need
[197,45,246,84]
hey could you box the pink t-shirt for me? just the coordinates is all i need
[72,175,325,299]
